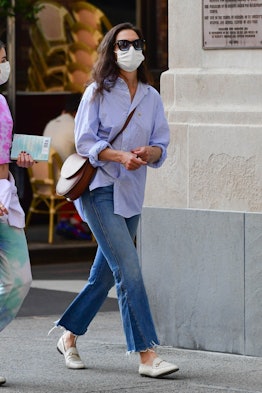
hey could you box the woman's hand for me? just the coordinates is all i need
[120,151,147,171]
[16,151,34,168]
[98,148,147,171]
[0,200,8,216]
[132,146,162,164]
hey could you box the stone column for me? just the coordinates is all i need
[145,0,262,211]
[140,0,262,357]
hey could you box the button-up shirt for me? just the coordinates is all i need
[74,78,170,218]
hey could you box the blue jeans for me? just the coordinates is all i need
[56,185,159,352]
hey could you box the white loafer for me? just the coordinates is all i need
[139,357,179,378]
[57,336,85,369]
[0,376,6,385]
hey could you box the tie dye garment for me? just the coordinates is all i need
[0,222,32,331]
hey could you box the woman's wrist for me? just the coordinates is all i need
[98,148,124,163]
[148,146,162,164]
[0,164,9,179]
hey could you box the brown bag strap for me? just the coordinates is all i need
[110,107,136,144]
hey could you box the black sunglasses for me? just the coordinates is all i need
[114,39,145,52]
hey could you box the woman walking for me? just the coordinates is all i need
[54,23,179,378]
[0,40,34,385]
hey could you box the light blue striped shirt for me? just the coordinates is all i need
[74,77,170,218]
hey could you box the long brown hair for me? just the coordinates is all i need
[91,22,152,97]
[0,40,6,50]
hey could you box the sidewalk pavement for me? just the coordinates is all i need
[1,224,261,392]
[2,312,262,393]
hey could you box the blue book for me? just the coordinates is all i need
[11,134,51,161]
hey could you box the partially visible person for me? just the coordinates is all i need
[51,23,179,378]
[0,40,34,386]
[43,93,91,240]
[43,93,81,162]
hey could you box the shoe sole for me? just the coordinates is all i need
[140,367,179,378]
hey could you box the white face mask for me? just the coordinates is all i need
[0,61,10,85]
[116,46,145,72]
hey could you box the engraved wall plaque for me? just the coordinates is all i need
[203,0,262,48]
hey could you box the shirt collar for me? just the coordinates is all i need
[115,77,150,109]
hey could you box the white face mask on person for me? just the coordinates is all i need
[0,61,10,85]
[116,46,145,72]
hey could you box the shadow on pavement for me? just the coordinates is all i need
[18,288,118,317]
[18,261,118,317]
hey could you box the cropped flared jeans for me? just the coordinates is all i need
[56,185,159,353]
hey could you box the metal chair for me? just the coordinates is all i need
[68,41,97,68]
[32,0,75,63]
[65,61,92,93]
[28,47,68,91]
[70,1,112,33]
[26,148,76,243]
[70,21,103,50]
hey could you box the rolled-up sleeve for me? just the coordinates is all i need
[88,140,111,167]
[147,93,170,169]
[74,85,111,168]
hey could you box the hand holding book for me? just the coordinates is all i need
[16,151,35,168]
